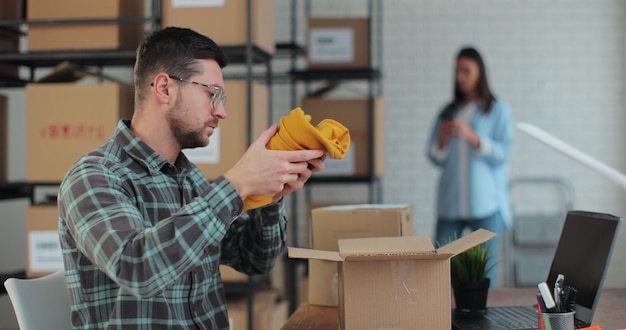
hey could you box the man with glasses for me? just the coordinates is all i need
[58,27,325,329]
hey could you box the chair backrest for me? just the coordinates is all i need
[4,270,72,330]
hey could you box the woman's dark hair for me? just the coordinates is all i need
[452,47,495,113]
[133,27,229,106]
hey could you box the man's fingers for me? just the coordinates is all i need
[286,161,310,175]
[284,172,307,190]
[307,158,325,173]
[251,124,279,148]
[299,168,313,182]
[277,149,325,162]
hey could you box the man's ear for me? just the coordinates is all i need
[153,73,175,105]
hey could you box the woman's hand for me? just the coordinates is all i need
[438,120,454,148]
[450,119,481,148]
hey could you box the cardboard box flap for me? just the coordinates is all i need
[338,236,436,257]
[436,229,496,256]
[316,203,411,211]
[288,247,342,262]
[341,252,451,262]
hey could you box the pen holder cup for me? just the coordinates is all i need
[538,311,575,330]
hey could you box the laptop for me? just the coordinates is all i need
[452,210,622,330]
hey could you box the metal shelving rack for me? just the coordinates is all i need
[505,177,575,287]
[0,1,272,329]
[275,0,384,313]
[0,0,162,87]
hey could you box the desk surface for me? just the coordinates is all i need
[281,288,626,330]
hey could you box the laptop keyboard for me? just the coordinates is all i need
[453,306,590,330]
[484,306,538,330]
[575,318,590,328]
[488,307,590,329]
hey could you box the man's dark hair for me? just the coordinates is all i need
[133,26,229,106]
[452,47,495,113]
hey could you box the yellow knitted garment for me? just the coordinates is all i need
[243,107,351,211]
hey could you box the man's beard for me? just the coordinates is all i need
[166,95,213,149]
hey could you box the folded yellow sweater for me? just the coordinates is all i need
[243,107,351,211]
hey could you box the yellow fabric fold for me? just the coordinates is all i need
[243,107,351,211]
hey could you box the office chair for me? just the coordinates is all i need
[4,270,72,330]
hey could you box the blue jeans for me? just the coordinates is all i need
[436,212,505,288]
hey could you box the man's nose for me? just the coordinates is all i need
[212,103,227,119]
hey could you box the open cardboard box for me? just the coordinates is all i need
[309,204,413,306]
[289,229,495,329]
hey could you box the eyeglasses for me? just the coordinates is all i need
[151,75,227,108]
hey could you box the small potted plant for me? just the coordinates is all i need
[451,242,491,312]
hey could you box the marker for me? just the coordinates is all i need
[538,282,556,311]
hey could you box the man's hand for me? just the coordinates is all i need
[271,154,326,204]
[224,125,325,200]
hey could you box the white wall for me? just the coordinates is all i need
[274,0,626,287]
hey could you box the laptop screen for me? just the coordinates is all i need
[546,211,621,323]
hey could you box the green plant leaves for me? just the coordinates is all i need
[451,243,490,283]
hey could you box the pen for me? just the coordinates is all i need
[563,286,578,313]
[538,282,556,312]
[554,274,565,312]
[536,292,548,313]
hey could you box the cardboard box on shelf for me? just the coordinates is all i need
[309,204,413,307]
[311,204,414,251]
[227,290,288,330]
[26,204,64,278]
[26,83,134,182]
[307,18,370,69]
[302,97,385,177]
[290,229,496,329]
[302,202,356,248]
[27,0,144,51]
[183,81,268,180]
[161,0,275,54]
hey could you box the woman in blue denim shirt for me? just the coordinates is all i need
[427,47,513,287]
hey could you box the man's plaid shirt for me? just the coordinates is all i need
[58,120,287,329]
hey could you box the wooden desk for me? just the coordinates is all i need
[282,288,626,330]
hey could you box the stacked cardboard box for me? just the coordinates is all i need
[227,290,288,330]
[290,230,495,329]
[307,204,413,306]
[27,0,144,51]
[302,97,385,177]
[26,203,64,278]
[161,0,275,54]
[26,83,134,182]
[183,81,269,181]
[307,18,370,69]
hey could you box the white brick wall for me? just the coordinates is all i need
[274,0,626,287]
